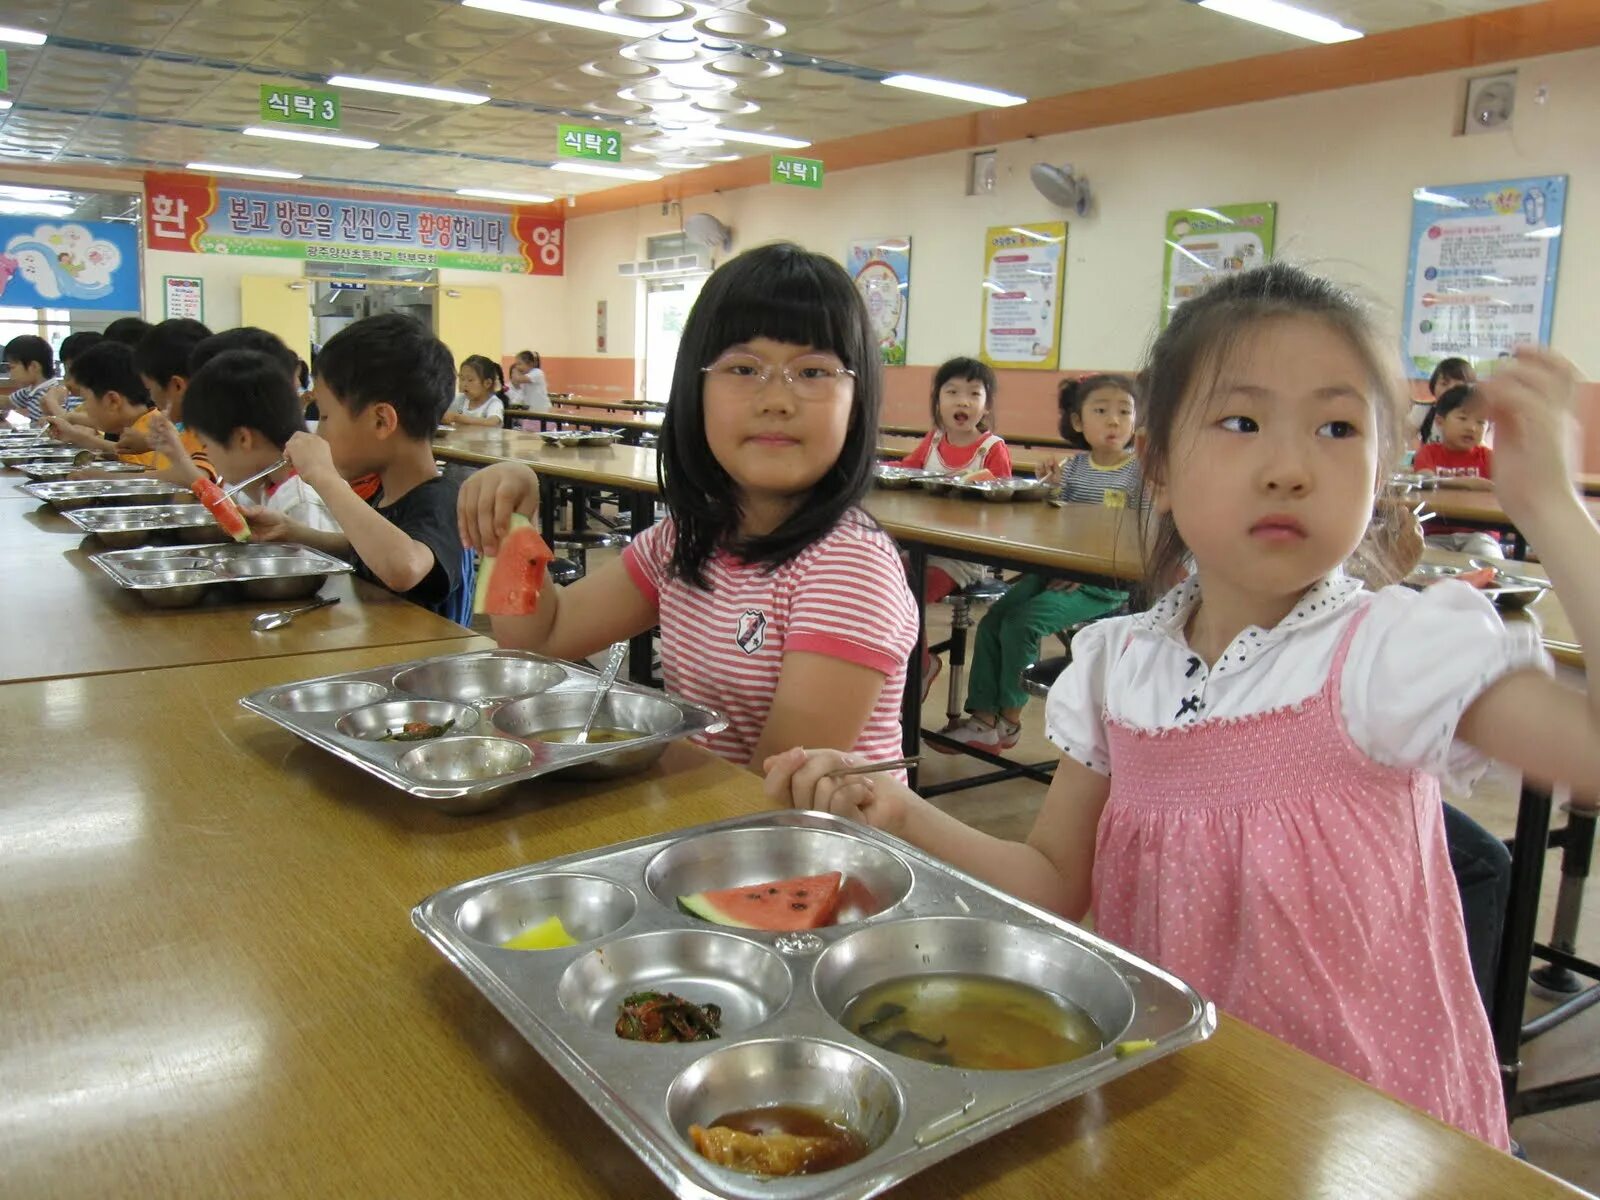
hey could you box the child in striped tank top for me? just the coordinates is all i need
[458,243,917,772]
[939,375,1141,752]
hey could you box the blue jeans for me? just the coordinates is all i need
[1444,802,1511,1015]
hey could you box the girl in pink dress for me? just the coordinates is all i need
[766,263,1600,1149]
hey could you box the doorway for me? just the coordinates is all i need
[641,275,706,406]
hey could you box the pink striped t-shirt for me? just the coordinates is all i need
[622,511,918,767]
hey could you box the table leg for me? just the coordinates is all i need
[1530,805,1596,995]
[1492,781,1553,1109]
[902,545,927,788]
[626,489,657,686]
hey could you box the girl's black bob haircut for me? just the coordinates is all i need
[658,242,882,587]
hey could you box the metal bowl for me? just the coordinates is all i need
[644,825,913,925]
[92,526,168,550]
[393,652,567,703]
[493,689,682,780]
[664,1038,903,1162]
[874,465,927,490]
[222,554,328,601]
[129,569,213,608]
[117,554,215,573]
[397,737,536,808]
[557,929,792,1035]
[456,873,636,949]
[269,680,390,713]
[966,479,1018,503]
[811,917,1134,1055]
[914,475,961,496]
[335,699,479,741]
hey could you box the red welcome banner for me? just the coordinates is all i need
[144,172,563,275]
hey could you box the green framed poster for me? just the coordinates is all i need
[1161,202,1276,327]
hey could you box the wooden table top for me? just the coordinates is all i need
[0,486,471,685]
[1420,486,1600,528]
[0,643,1574,1200]
[555,395,667,413]
[504,409,663,432]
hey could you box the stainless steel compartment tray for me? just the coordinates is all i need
[90,541,352,589]
[413,810,1214,1200]
[22,478,187,507]
[67,503,220,536]
[239,649,726,807]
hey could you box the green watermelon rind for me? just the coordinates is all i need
[676,893,759,928]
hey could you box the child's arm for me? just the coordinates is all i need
[983,440,1013,479]
[237,504,350,555]
[447,405,501,428]
[283,432,433,588]
[748,654,894,771]
[765,746,1108,917]
[459,461,657,656]
[1453,352,1600,796]
[44,414,115,454]
[144,412,206,488]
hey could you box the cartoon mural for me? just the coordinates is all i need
[0,218,141,311]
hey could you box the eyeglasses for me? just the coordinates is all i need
[701,352,855,402]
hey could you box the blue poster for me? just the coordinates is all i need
[1402,176,1565,378]
[0,217,142,311]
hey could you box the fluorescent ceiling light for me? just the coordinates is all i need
[0,200,72,217]
[0,184,70,202]
[1412,188,1469,209]
[1165,240,1212,270]
[1009,227,1063,242]
[244,126,379,150]
[1196,0,1362,45]
[550,161,661,181]
[0,100,11,111]
[187,162,303,180]
[461,0,654,38]
[880,74,1025,107]
[328,75,489,105]
[708,127,810,149]
[1525,225,1562,239]
[0,25,47,46]
[1187,208,1234,223]
[458,187,555,203]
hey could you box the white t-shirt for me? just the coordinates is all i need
[263,473,341,534]
[510,368,549,412]
[1045,571,1550,793]
[446,392,505,424]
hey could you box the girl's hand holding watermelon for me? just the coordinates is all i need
[762,746,913,838]
[459,461,541,556]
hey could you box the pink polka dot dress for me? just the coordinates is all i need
[1092,609,1510,1148]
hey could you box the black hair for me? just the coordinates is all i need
[314,312,455,438]
[1428,356,1474,396]
[296,358,310,390]
[516,350,540,368]
[58,330,103,371]
[460,354,510,403]
[1139,261,1407,593]
[930,357,996,432]
[1057,373,1137,450]
[66,341,153,409]
[135,318,213,387]
[183,350,306,449]
[191,326,298,381]
[102,316,151,348]
[1419,383,1475,444]
[3,334,53,376]
[658,242,882,588]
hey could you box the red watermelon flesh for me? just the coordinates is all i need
[474,514,554,616]
[678,871,843,931]
[191,478,251,542]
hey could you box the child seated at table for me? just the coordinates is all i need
[241,314,467,621]
[1415,385,1502,559]
[3,334,58,423]
[46,341,164,472]
[458,242,918,771]
[444,355,509,428]
[1410,356,1476,445]
[151,348,340,533]
[132,318,218,482]
[770,264,1600,1151]
[940,374,1141,752]
[38,331,102,426]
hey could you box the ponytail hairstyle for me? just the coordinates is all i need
[1419,383,1473,445]
[1057,373,1137,450]
[460,353,509,403]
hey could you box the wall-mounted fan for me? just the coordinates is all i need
[1029,163,1092,216]
[684,211,733,252]
[1463,72,1515,135]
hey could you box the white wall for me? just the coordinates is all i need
[559,46,1599,377]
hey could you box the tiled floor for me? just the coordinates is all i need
[509,542,1598,1192]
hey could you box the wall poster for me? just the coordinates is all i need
[979,222,1066,370]
[847,236,910,366]
[0,217,141,311]
[1161,202,1276,328]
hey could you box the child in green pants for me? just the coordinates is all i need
[941,374,1140,752]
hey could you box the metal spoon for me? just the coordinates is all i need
[251,595,340,632]
[573,641,627,744]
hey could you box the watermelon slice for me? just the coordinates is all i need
[678,871,843,931]
[191,478,250,542]
[474,514,554,616]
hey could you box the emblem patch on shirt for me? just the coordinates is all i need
[735,609,768,655]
